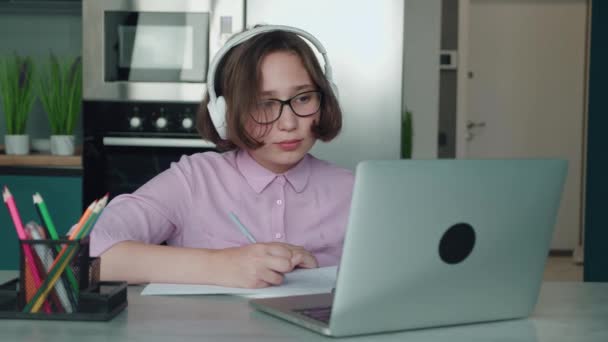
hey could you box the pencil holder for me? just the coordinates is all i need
[17,237,100,314]
[0,236,127,321]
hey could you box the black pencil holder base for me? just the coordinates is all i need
[0,237,128,320]
[0,278,128,321]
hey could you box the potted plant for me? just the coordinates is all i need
[37,54,82,156]
[0,54,35,155]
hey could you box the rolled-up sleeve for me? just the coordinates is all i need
[89,156,194,257]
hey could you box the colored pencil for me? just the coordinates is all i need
[27,238,64,313]
[25,242,79,313]
[2,186,52,313]
[26,194,109,313]
[33,193,59,240]
[26,223,73,313]
[68,199,97,240]
[33,193,79,293]
[79,194,108,238]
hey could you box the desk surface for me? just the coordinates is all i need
[0,271,606,341]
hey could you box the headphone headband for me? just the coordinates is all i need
[207,24,333,104]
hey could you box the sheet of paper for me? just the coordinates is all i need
[141,266,337,298]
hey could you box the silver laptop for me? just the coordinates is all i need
[249,159,567,337]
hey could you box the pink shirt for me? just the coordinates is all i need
[90,149,354,267]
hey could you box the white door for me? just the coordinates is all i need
[457,0,588,250]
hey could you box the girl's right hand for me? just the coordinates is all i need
[211,242,317,289]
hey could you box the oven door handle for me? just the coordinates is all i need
[102,137,216,148]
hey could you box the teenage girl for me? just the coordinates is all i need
[90,25,354,288]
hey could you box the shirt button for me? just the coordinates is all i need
[275,233,283,239]
[276,199,283,205]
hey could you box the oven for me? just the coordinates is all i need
[82,101,216,207]
[82,0,244,102]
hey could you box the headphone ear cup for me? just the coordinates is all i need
[208,96,227,139]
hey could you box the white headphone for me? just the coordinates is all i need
[206,24,338,139]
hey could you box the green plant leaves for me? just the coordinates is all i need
[0,53,82,137]
[0,54,35,135]
[37,54,82,135]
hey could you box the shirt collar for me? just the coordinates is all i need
[236,149,311,194]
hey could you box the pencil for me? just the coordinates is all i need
[228,212,257,243]
[33,193,59,240]
[79,194,108,238]
[26,239,64,313]
[68,199,97,240]
[2,186,52,313]
[26,223,74,313]
[33,206,51,240]
[26,194,109,313]
[33,193,80,293]
[26,242,79,313]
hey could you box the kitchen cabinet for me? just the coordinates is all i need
[0,173,81,270]
[0,0,80,14]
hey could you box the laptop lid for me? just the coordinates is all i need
[329,159,567,336]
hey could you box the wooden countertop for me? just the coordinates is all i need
[0,146,82,168]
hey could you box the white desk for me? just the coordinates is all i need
[0,271,606,341]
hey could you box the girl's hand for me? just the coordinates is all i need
[211,242,318,289]
[279,243,318,269]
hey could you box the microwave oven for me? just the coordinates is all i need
[82,0,244,102]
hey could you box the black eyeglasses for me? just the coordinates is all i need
[251,90,322,124]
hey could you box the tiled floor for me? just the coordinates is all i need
[543,256,583,281]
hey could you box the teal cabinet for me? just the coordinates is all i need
[0,174,81,270]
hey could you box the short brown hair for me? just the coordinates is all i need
[196,30,342,151]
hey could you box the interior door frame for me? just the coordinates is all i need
[455,0,471,160]
[455,0,592,253]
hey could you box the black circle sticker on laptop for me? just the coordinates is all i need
[439,223,476,264]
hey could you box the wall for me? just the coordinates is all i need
[584,0,608,281]
[0,8,83,270]
[0,10,83,145]
[403,0,442,159]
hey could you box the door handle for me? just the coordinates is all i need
[466,120,486,130]
[466,121,486,141]
[102,137,215,148]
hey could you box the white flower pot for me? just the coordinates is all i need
[4,135,30,155]
[50,135,75,156]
